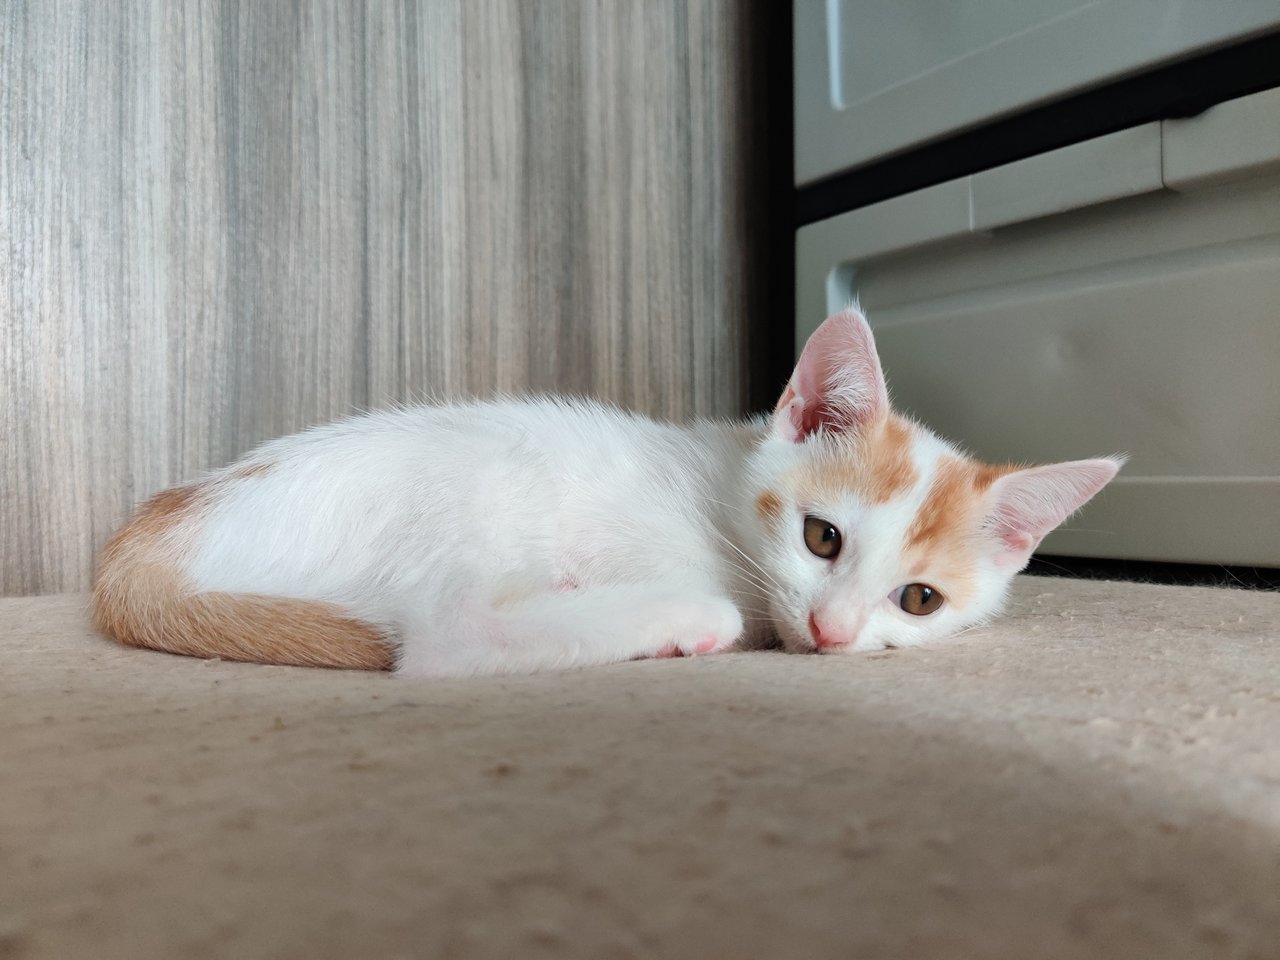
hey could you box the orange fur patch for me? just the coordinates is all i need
[903,456,1016,606]
[231,462,272,480]
[756,490,783,524]
[906,458,1013,552]
[799,415,919,505]
[93,484,392,671]
[865,417,918,503]
[114,592,394,670]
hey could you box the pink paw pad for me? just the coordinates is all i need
[655,643,684,659]
[694,636,719,654]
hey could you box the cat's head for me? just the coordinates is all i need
[746,308,1123,653]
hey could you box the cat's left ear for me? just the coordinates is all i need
[982,457,1125,569]
[773,308,889,443]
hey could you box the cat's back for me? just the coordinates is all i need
[180,396,707,598]
[244,395,668,471]
[204,394,673,519]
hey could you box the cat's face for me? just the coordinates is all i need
[746,309,1122,653]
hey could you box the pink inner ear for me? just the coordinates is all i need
[773,384,826,441]
[774,308,888,443]
[986,458,1124,569]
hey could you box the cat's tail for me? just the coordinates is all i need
[92,485,394,671]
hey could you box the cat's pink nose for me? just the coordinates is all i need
[808,612,849,650]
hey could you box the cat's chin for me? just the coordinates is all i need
[776,623,904,655]
[776,627,820,655]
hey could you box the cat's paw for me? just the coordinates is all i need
[656,596,743,657]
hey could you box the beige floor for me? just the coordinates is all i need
[2,577,1278,960]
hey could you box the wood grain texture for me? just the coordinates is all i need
[1,0,777,596]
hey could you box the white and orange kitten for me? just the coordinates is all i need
[94,309,1122,676]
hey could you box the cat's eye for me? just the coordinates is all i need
[895,583,944,616]
[803,516,842,560]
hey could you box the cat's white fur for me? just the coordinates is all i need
[187,398,766,674]
[96,309,1122,676]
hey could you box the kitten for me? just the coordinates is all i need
[93,308,1122,676]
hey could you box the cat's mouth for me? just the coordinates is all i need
[775,618,822,655]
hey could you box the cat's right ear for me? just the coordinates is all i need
[772,308,889,443]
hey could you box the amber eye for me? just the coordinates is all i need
[897,583,944,616]
[803,516,842,560]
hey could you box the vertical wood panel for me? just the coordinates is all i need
[1,0,775,595]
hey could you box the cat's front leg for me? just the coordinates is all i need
[625,588,745,660]
[395,583,743,677]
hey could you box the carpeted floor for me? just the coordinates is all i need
[2,577,1277,960]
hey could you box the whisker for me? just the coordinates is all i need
[726,568,777,600]
[698,494,738,511]
[715,552,774,588]
[726,568,773,594]
[709,529,784,593]
[1029,557,1074,576]
[1218,564,1249,588]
